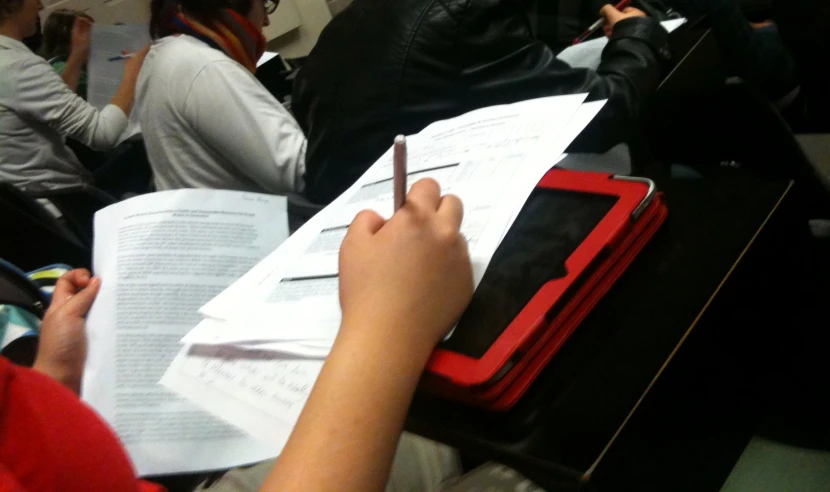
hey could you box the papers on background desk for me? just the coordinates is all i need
[88,24,150,144]
[257,51,280,68]
[557,18,687,70]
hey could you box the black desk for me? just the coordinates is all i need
[407,168,807,491]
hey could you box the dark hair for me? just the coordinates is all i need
[40,9,94,60]
[150,0,254,39]
[0,0,24,23]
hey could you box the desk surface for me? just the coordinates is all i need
[406,168,794,485]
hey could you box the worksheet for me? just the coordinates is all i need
[182,94,596,347]
[160,344,324,448]
[83,189,289,476]
[87,24,150,143]
[557,18,687,70]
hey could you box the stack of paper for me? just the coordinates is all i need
[178,95,605,353]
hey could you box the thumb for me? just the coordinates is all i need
[64,277,101,318]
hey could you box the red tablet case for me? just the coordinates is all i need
[423,169,668,411]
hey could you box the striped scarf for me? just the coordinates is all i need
[172,9,266,74]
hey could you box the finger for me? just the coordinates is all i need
[600,5,623,22]
[436,194,464,231]
[349,210,386,236]
[405,178,442,213]
[50,270,91,310]
[63,277,101,318]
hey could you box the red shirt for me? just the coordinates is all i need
[0,357,164,492]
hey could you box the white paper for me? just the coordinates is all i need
[160,345,324,448]
[83,189,290,476]
[504,100,607,236]
[184,318,335,357]
[186,94,596,347]
[257,51,280,68]
[557,19,687,70]
[88,24,150,143]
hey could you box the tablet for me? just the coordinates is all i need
[426,170,657,388]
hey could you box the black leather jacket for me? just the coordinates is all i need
[293,0,670,203]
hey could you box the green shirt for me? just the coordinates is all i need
[51,60,88,100]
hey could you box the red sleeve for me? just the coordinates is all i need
[0,357,166,492]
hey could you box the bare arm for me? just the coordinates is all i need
[61,17,91,93]
[262,179,473,491]
[109,44,150,116]
[61,54,85,92]
[263,324,431,491]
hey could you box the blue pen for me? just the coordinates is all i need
[108,54,135,62]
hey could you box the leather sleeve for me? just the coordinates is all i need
[459,9,670,152]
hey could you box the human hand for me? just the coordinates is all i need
[601,5,647,37]
[33,270,101,395]
[69,16,92,61]
[338,179,473,360]
[122,43,150,80]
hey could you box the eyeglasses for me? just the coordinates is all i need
[265,0,279,15]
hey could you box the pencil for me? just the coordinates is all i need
[393,135,407,212]
[572,0,632,45]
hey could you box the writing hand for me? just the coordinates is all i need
[338,178,473,361]
[601,5,647,37]
[123,43,151,80]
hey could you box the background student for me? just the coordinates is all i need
[0,0,148,192]
[292,0,671,203]
[138,0,307,195]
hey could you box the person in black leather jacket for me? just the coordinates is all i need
[293,0,671,204]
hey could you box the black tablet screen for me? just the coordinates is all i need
[440,188,618,358]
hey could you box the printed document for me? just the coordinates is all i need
[83,189,289,475]
[183,94,597,347]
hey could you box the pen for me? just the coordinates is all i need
[393,135,407,212]
[572,0,632,45]
[108,53,135,62]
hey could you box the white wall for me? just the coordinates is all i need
[41,0,336,57]
[266,0,332,58]
[43,0,151,24]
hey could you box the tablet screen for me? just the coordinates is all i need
[440,188,618,358]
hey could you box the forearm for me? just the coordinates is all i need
[61,54,86,93]
[262,321,431,491]
[109,70,139,116]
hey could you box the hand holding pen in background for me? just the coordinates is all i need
[572,1,648,44]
